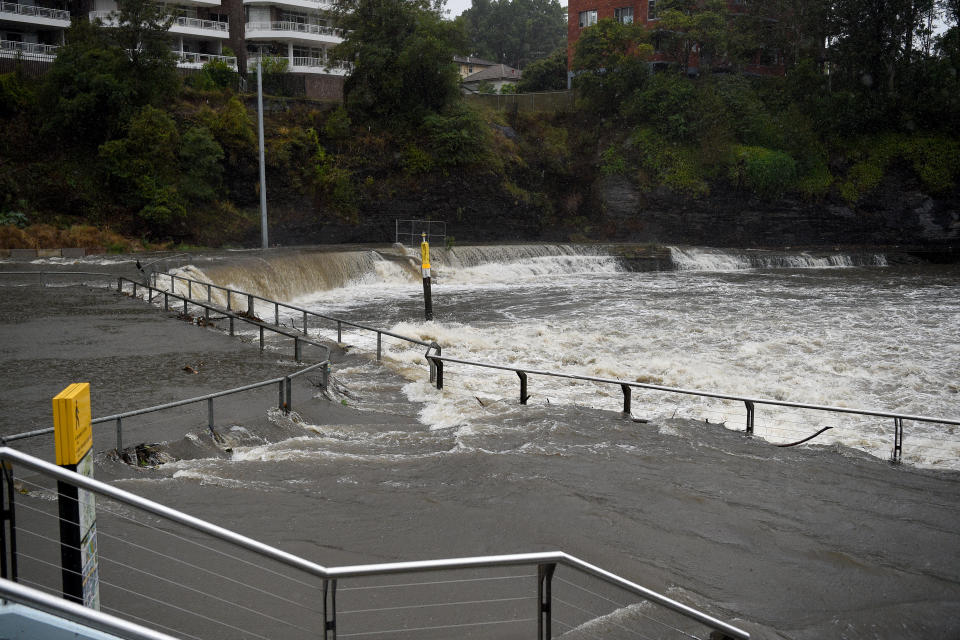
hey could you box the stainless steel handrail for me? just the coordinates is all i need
[0,578,182,640]
[154,271,437,352]
[428,355,960,427]
[0,447,750,640]
[426,353,959,463]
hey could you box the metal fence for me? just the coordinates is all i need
[464,91,575,114]
[0,447,750,640]
[425,354,960,465]
[150,271,441,375]
[394,219,446,249]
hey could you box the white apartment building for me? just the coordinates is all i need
[0,0,70,60]
[89,0,237,69]
[243,0,347,75]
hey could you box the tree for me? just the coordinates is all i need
[332,0,465,124]
[40,0,178,148]
[571,18,652,113]
[653,0,730,75]
[458,0,566,68]
[517,49,567,92]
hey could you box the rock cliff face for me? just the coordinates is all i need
[594,172,960,249]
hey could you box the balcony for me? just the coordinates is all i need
[243,0,335,11]
[245,21,343,46]
[0,1,70,27]
[89,12,229,38]
[176,50,237,69]
[247,55,350,75]
[0,38,58,59]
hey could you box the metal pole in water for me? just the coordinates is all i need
[420,232,433,321]
[257,48,268,250]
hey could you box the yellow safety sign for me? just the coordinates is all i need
[53,383,92,466]
[420,235,431,270]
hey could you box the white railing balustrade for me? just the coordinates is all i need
[176,51,237,68]
[245,20,343,39]
[172,15,228,32]
[0,1,70,21]
[0,38,59,55]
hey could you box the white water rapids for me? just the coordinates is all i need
[174,245,960,470]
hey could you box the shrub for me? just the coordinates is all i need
[422,106,490,168]
[729,145,798,198]
[629,128,709,197]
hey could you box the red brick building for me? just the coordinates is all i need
[566,0,784,76]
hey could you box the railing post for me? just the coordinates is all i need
[278,379,285,411]
[117,278,122,292]
[207,283,212,303]
[207,398,215,436]
[274,303,279,326]
[259,327,264,351]
[745,401,755,435]
[0,463,19,581]
[148,286,154,303]
[621,384,631,415]
[434,358,443,390]
[323,578,337,640]
[183,297,188,316]
[377,332,382,360]
[322,362,330,391]
[337,320,342,343]
[188,280,192,300]
[285,376,292,413]
[303,311,308,336]
[538,563,556,640]
[115,417,122,453]
[226,290,231,311]
[247,295,254,317]
[517,371,529,405]
[164,293,169,311]
[294,337,302,363]
[892,417,904,464]
[132,282,137,298]
[229,316,234,336]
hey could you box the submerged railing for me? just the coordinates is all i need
[0,447,750,640]
[426,354,960,464]
[150,271,442,378]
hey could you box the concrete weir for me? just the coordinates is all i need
[0,254,959,640]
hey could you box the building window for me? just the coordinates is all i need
[578,9,597,28]
[614,7,633,23]
[648,0,657,19]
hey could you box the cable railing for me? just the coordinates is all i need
[150,271,441,379]
[0,447,751,640]
[425,354,960,465]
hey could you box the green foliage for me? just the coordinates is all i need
[839,134,960,203]
[475,80,496,94]
[179,126,225,202]
[600,145,627,176]
[39,6,178,148]
[190,59,237,90]
[458,0,567,69]
[653,0,730,74]
[629,128,709,197]
[323,106,352,141]
[728,145,798,198]
[404,144,435,173]
[621,73,698,141]
[421,106,491,168]
[499,83,517,94]
[333,0,465,125]
[196,97,256,164]
[517,49,567,92]
[0,72,31,116]
[572,18,652,114]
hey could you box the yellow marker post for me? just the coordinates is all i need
[52,383,100,610]
[420,232,433,321]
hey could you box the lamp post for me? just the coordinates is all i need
[257,47,268,249]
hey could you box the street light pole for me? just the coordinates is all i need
[257,47,268,249]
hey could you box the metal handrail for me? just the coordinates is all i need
[153,271,441,369]
[0,1,70,20]
[426,354,960,463]
[0,446,751,640]
[0,579,181,640]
